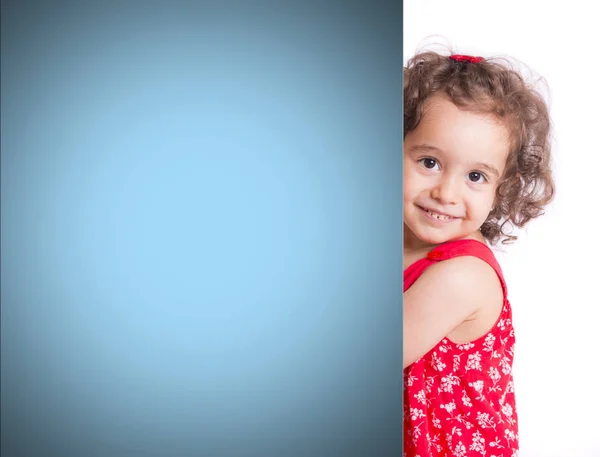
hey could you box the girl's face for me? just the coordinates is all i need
[404,95,511,249]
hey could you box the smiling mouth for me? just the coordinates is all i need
[417,205,458,221]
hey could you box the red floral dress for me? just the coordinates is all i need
[403,240,518,457]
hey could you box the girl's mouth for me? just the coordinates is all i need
[417,205,458,222]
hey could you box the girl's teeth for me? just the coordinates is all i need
[426,209,452,220]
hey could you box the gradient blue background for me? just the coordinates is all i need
[1,1,404,456]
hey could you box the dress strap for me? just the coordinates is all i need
[404,239,507,297]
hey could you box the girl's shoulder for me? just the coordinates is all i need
[405,238,506,289]
[419,239,508,346]
[430,238,506,289]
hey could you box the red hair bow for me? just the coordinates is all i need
[449,54,484,63]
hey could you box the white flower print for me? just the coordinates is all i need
[425,377,436,394]
[445,433,453,447]
[504,429,517,441]
[452,414,474,430]
[488,437,504,449]
[454,442,467,457]
[502,402,517,426]
[497,318,511,331]
[406,374,417,387]
[500,357,512,375]
[506,380,515,394]
[470,430,486,453]
[441,401,456,414]
[453,354,462,371]
[462,390,473,407]
[457,342,475,351]
[490,366,501,382]
[483,333,496,352]
[466,352,482,371]
[432,440,443,453]
[488,367,501,390]
[410,407,426,421]
[431,352,446,372]
[470,380,484,394]
[477,412,496,430]
[414,389,427,405]
[412,423,422,440]
[440,374,461,393]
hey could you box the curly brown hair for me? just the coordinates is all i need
[404,51,555,244]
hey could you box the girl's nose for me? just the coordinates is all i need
[431,176,460,205]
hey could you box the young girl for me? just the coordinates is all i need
[403,51,554,457]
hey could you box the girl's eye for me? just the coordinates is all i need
[468,171,487,183]
[419,158,439,170]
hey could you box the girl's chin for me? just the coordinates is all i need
[405,226,464,247]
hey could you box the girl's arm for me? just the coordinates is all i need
[403,256,503,368]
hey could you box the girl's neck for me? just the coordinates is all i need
[403,224,438,255]
[403,225,488,256]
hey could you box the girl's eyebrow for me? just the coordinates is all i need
[408,143,442,154]
[474,162,501,178]
[408,143,501,178]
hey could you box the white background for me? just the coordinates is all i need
[405,2,600,456]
